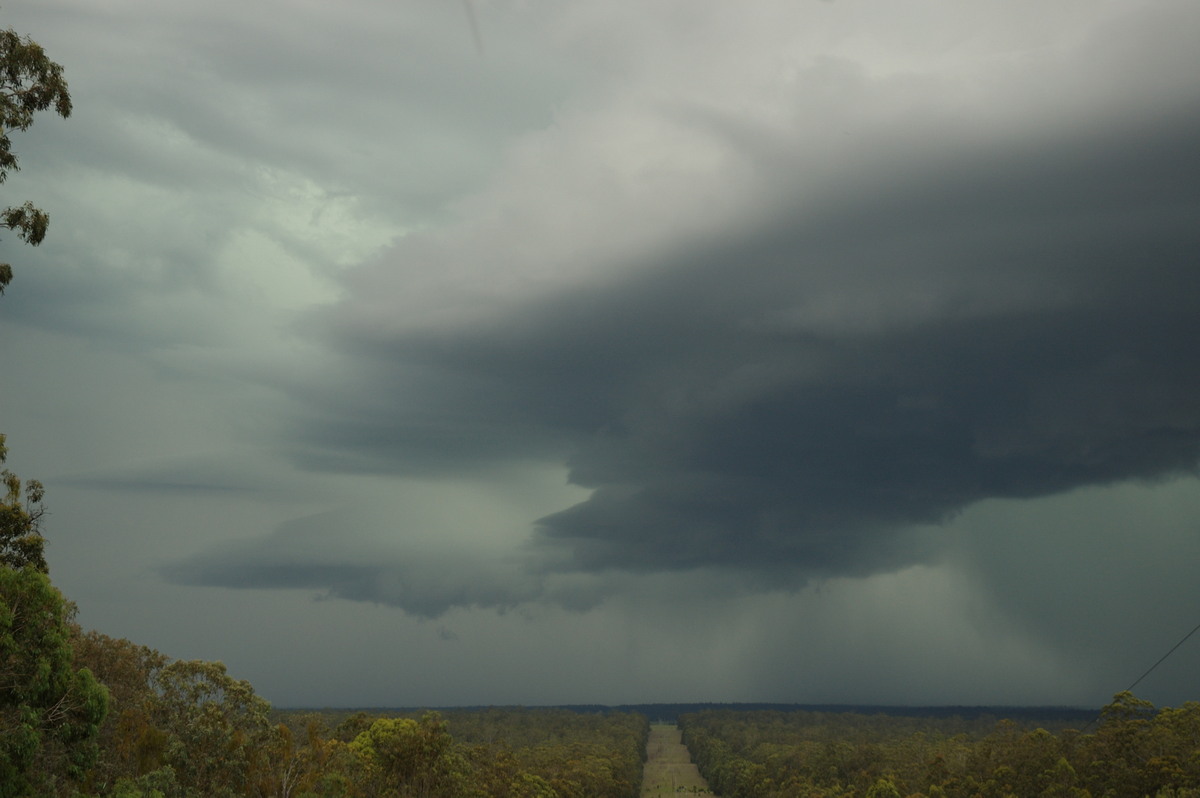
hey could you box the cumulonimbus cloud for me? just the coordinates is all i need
[168,0,1200,614]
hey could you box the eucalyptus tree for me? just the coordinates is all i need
[0,433,46,571]
[0,22,112,797]
[0,565,108,797]
[0,21,71,294]
[1,441,108,796]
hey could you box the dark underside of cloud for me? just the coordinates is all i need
[166,94,1200,615]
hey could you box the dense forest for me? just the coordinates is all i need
[679,699,1200,798]
[2,511,648,798]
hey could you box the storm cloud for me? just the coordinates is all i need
[199,15,1200,608]
[6,0,1200,707]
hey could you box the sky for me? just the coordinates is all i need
[2,0,1199,710]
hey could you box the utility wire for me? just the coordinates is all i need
[1082,617,1200,733]
[1122,618,1200,696]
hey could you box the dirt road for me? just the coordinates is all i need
[641,723,715,796]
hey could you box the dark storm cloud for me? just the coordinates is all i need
[12,0,1200,707]
[274,97,1200,592]
[158,2,1200,622]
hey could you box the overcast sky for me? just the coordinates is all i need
[2,0,1199,710]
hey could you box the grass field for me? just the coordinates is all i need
[641,723,714,797]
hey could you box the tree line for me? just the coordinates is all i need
[679,698,1200,798]
[7,608,649,797]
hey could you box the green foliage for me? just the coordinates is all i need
[0,21,71,293]
[266,706,647,798]
[507,770,558,798]
[0,433,47,571]
[446,707,648,798]
[70,630,287,798]
[865,776,902,798]
[148,659,273,798]
[70,629,170,789]
[109,766,179,798]
[66,645,644,798]
[678,699,1200,798]
[348,712,466,797]
[0,566,109,797]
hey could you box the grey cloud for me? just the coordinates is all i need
[275,94,1200,593]
[86,1,572,220]
[143,1,1200,624]
[166,557,536,619]
[946,477,1200,700]
[7,0,1200,708]
[161,509,551,618]
[2,0,577,349]
[57,455,296,496]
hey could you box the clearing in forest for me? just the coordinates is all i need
[641,723,715,796]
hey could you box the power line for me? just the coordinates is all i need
[1083,617,1200,732]
[1122,618,1200,697]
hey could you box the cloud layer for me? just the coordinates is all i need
[172,1,1200,614]
[5,0,1200,706]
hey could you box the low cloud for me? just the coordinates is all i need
[161,508,554,617]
